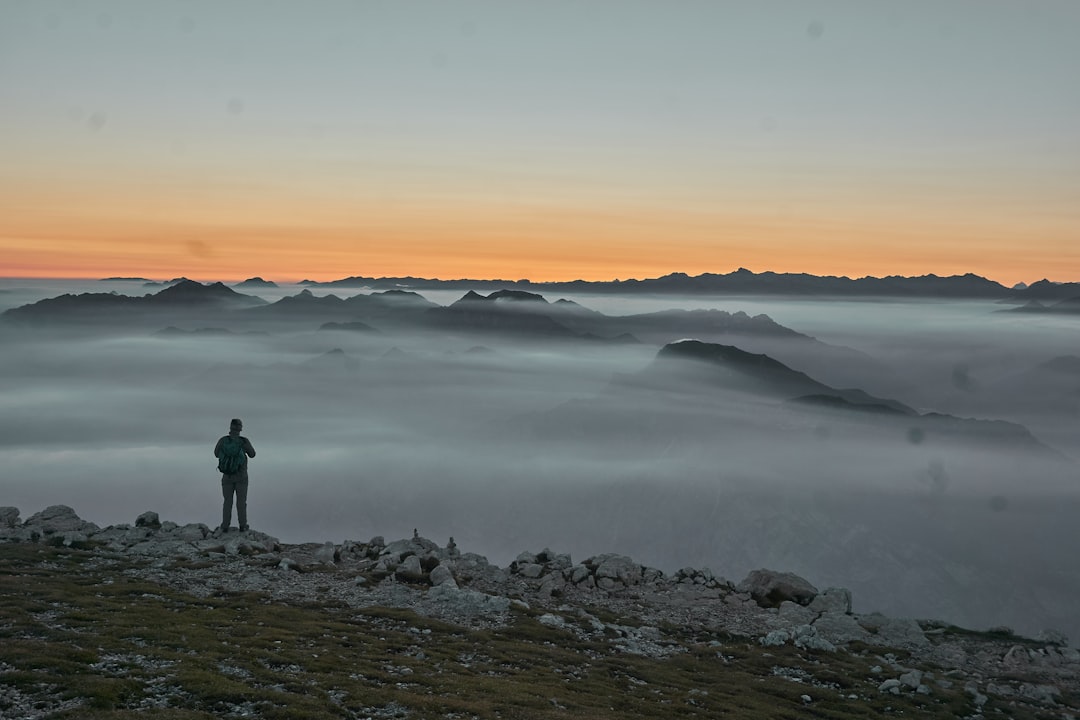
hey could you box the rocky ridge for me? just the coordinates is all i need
[2,505,1078,719]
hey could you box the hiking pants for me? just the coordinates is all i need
[221,472,248,529]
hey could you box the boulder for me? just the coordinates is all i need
[516,563,544,579]
[591,554,643,587]
[878,679,902,695]
[790,624,836,652]
[813,611,873,645]
[135,511,161,529]
[176,523,210,542]
[395,555,427,583]
[23,505,100,535]
[568,564,590,584]
[425,584,511,617]
[1036,629,1069,647]
[737,569,818,608]
[759,630,789,647]
[430,564,456,588]
[776,600,818,627]
[899,670,923,690]
[858,615,929,648]
[808,587,852,615]
[0,507,20,528]
[314,542,338,565]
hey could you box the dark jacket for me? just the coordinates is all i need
[214,433,256,477]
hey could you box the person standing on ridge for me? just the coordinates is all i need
[214,418,256,533]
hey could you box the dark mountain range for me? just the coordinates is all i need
[1001,296,1080,315]
[239,288,438,327]
[642,340,916,414]
[0,280,266,326]
[421,290,588,340]
[301,269,1019,298]
[521,340,1054,459]
[1010,279,1080,301]
[142,277,191,288]
[233,277,278,288]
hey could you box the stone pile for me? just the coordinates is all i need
[3,504,1078,710]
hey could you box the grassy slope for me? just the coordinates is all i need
[0,544,1058,720]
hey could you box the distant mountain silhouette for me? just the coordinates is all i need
[244,289,437,325]
[1010,279,1080,302]
[1,280,266,325]
[233,277,278,288]
[302,269,1014,298]
[642,340,916,413]
[517,340,1052,458]
[142,277,191,288]
[1001,296,1080,315]
[425,291,581,339]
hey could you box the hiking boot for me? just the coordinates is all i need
[219,525,230,533]
[239,525,249,532]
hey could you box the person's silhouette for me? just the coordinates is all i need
[214,418,256,532]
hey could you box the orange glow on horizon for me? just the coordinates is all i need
[2,176,1077,288]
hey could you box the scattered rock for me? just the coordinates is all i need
[135,511,161,529]
[737,569,818,608]
[0,506,20,528]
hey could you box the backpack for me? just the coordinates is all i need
[218,436,247,475]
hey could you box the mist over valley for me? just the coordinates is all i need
[1,275,1078,644]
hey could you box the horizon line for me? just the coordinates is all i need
[1,268,1068,287]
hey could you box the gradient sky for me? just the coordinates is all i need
[2,0,1078,284]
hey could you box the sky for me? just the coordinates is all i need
[1,0,1078,285]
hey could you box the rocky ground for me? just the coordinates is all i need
[1,505,1077,719]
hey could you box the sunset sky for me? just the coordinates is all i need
[2,1,1078,285]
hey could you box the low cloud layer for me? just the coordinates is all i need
[2,279,1078,642]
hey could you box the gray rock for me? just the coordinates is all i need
[538,574,562,600]
[1019,683,1060,705]
[128,539,198,558]
[791,624,836,652]
[759,630,790,647]
[425,584,511,616]
[24,505,100,535]
[808,587,852,615]
[878,679,902,694]
[395,555,426,583]
[569,564,590,584]
[592,554,642,587]
[430,564,456,588]
[858,614,929,648]
[538,613,567,629]
[0,507,20,528]
[737,569,818,607]
[61,531,88,547]
[1036,629,1069,647]
[314,542,338,565]
[813,611,872,645]
[135,511,161,528]
[899,670,923,690]
[642,567,664,584]
[517,562,544,579]
[176,523,209,542]
[776,600,818,627]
